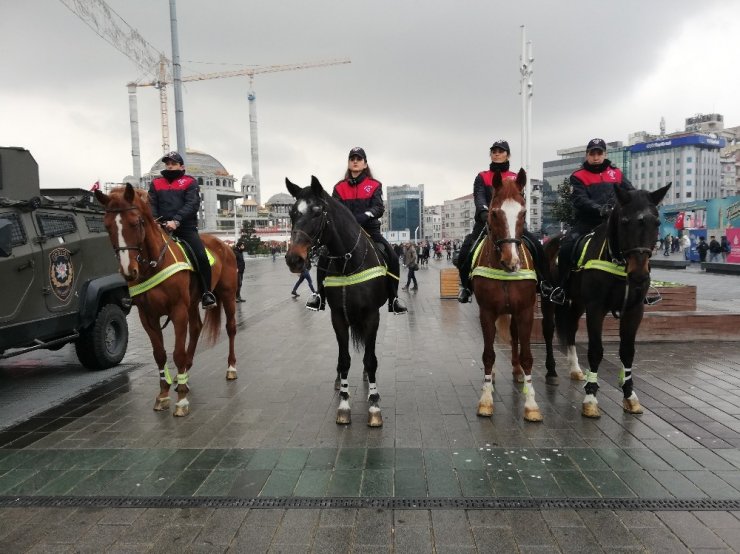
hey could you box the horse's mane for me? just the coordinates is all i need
[108,186,156,222]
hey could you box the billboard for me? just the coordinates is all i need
[630,134,726,153]
[727,229,740,264]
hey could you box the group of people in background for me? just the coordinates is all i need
[658,233,731,263]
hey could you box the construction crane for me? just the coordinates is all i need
[57,0,169,181]
[132,58,351,196]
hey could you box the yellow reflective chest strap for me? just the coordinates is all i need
[324,265,388,287]
[470,239,536,281]
[128,243,216,297]
[576,237,627,277]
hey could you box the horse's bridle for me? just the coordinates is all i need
[493,236,521,252]
[291,205,368,275]
[105,205,171,269]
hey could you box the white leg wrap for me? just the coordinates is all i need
[338,398,350,411]
[523,376,537,409]
[175,398,189,408]
[340,378,349,395]
[567,346,580,372]
[583,393,598,405]
[626,391,638,401]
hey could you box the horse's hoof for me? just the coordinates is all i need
[153,396,170,411]
[336,409,351,425]
[582,402,601,419]
[173,400,190,417]
[570,370,585,381]
[545,375,559,386]
[226,367,238,380]
[623,398,644,414]
[368,408,383,427]
[524,408,544,422]
[477,403,494,417]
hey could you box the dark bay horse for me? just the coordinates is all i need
[544,183,671,418]
[285,176,386,427]
[95,184,238,417]
[471,169,543,422]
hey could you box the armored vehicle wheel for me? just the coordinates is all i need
[75,304,128,370]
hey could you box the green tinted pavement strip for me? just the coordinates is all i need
[0,446,738,499]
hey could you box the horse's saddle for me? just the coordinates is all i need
[173,238,215,271]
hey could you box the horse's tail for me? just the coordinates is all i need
[350,318,371,351]
[554,302,569,350]
[495,314,512,345]
[202,297,222,346]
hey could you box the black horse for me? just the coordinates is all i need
[543,183,671,419]
[285,176,387,427]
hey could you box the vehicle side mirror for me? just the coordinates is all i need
[0,219,12,257]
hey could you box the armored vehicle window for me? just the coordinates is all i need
[36,213,77,237]
[84,215,106,233]
[0,212,27,246]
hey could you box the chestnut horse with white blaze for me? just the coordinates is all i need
[95,184,238,417]
[471,169,543,422]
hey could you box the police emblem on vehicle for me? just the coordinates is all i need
[49,247,75,301]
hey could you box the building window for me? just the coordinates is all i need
[665,170,670,176]
[686,156,693,163]
[649,161,653,167]
[686,180,691,186]
[686,192,692,198]
[657,160,661,166]
[686,168,692,175]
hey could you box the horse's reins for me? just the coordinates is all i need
[105,206,173,269]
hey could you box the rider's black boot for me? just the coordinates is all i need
[201,291,217,309]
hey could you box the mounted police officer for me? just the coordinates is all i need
[148,151,217,310]
[305,147,407,314]
[548,138,634,305]
[456,140,545,303]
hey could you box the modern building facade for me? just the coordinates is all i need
[423,205,442,242]
[386,184,424,240]
[629,134,726,204]
[441,194,474,241]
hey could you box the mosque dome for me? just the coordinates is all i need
[265,192,294,207]
[149,149,231,177]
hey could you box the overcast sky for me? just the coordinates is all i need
[1,0,739,205]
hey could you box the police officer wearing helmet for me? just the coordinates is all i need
[148,151,217,309]
[305,147,407,314]
[548,139,634,305]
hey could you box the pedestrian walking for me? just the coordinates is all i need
[697,236,709,263]
[721,236,731,263]
[680,233,691,260]
[401,242,418,291]
[708,235,722,263]
[291,256,316,297]
[233,241,246,302]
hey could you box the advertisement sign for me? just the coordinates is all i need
[727,229,740,264]
[686,229,707,262]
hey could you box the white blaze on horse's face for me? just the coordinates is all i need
[501,198,522,270]
[115,213,131,277]
[296,200,308,215]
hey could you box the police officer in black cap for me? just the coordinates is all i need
[148,151,217,309]
[455,140,519,303]
[548,139,634,305]
[305,147,407,314]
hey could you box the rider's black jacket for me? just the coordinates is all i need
[332,172,385,234]
[473,161,517,222]
[570,159,634,229]
[149,173,201,229]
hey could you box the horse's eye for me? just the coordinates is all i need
[311,206,322,214]
[621,217,629,224]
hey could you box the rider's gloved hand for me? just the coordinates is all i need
[355,213,370,225]
[476,209,489,224]
[598,205,612,218]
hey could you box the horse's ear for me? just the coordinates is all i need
[650,182,672,206]
[492,171,503,190]
[614,184,631,205]
[124,183,135,203]
[285,178,302,198]
[310,175,325,196]
[94,189,109,206]
[515,168,527,192]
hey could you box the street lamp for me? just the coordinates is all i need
[414,226,420,242]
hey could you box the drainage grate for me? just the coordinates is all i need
[1,496,739,511]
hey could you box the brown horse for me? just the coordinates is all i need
[95,184,238,417]
[471,169,543,422]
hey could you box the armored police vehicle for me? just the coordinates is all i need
[0,146,130,369]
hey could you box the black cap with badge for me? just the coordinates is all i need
[348,147,367,160]
[490,140,510,154]
[161,151,184,164]
[586,138,607,152]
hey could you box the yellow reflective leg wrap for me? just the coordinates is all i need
[586,371,599,384]
[160,363,173,385]
[177,372,189,386]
